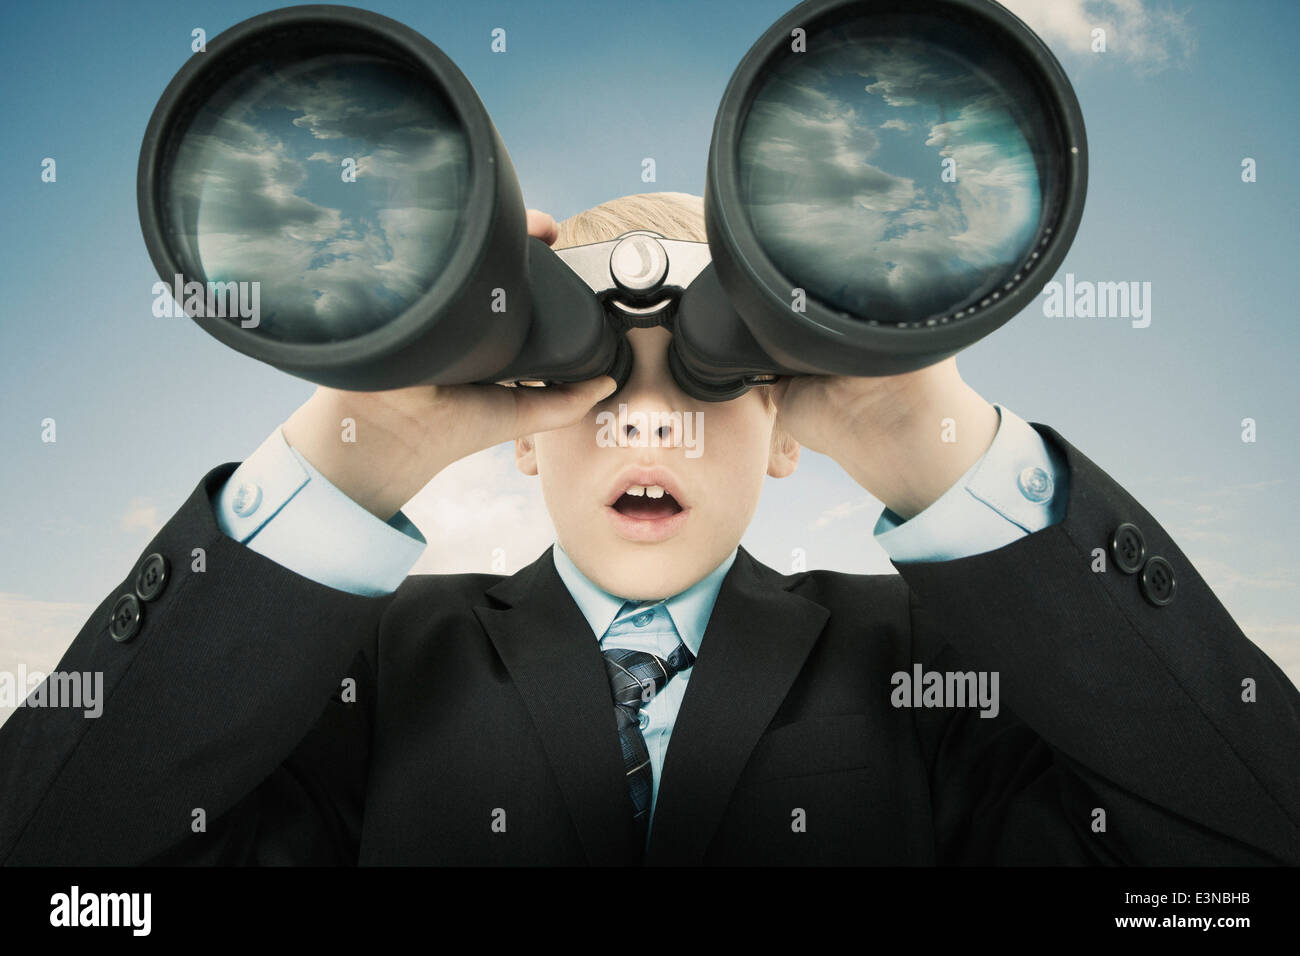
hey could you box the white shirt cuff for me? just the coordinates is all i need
[873,404,1068,563]
[213,426,426,596]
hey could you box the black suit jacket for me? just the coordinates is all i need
[2,423,1298,865]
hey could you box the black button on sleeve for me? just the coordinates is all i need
[1140,555,1177,606]
[1110,522,1146,574]
[109,593,143,642]
[135,552,170,602]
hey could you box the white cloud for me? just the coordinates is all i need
[813,496,881,529]
[119,498,161,535]
[403,443,557,576]
[1000,0,1195,72]
[0,593,94,728]
[0,593,91,668]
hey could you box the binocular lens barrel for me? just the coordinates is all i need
[138,0,1086,398]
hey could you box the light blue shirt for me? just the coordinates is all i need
[212,401,1067,831]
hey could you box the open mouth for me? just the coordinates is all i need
[610,484,683,520]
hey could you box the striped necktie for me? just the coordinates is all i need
[601,640,695,844]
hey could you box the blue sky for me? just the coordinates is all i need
[2,0,1298,691]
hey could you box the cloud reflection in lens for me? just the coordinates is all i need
[165,53,470,343]
[737,15,1052,325]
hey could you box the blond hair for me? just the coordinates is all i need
[554,192,777,414]
[553,192,707,249]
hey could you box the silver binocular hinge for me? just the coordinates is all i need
[555,231,713,334]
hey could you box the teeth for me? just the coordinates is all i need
[622,484,667,498]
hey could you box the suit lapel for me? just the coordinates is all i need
[645,546,830,865]
[472,546,640,865]
[472,544,830,866]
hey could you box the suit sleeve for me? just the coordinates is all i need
[897,422,1300,865]
[0,462,394,865]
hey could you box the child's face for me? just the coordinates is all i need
[516,326,799,600]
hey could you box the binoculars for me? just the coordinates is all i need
[138,0,1087,401]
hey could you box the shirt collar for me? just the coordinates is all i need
[551,540,738,658]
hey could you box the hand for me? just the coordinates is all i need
[281,209,617,521]
[769,356,999,521]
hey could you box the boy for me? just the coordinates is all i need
[2,193,1297,866]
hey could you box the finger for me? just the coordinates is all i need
[525,209,559,246]
[510,376,616,436]
[770,377,792,406]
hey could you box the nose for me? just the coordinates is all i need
[622,415,677,445]
[607,328,689,451]
[614,385,687,451]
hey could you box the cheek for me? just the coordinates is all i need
[712,405,771,454]
[537,421,590,463]
[535,426,597,502]
[701,410,773,482]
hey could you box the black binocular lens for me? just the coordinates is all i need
[736,13,1053,327]
[139,0,1086,398]
[163,51,471,344]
